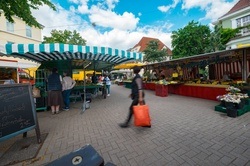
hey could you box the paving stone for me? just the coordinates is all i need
[219,155,236,165]
[232,156,249,166]
[1,85,249,165]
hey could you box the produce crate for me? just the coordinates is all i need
[237,108,245,116]
[215,105,227,113]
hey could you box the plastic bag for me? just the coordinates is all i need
[133,104,151,127]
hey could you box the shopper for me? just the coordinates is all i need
[102,74,111,96]
[119,66,145,128]
[62,71,76,111]
[47,68,63,114]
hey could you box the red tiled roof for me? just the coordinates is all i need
[132,37,172,55]
[222,0,250,17]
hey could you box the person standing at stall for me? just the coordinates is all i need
[62,71,76,111]
[102,74,111,96]
[91,72,98,84]
[47,68,63,114]
[119,66,145,128]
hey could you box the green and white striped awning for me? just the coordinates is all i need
[1,43,143,70]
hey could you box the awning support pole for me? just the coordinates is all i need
[81,62,87,113]
[242,49,247,81]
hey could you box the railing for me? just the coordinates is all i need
[236,27,250,37]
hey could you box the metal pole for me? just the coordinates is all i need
[81,61,87,113]
[242,49,247,81]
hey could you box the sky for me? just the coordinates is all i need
[32,0,238,51]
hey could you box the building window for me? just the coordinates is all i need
[236,15,250,35]
[7,41,14,44]
[6,21,14,32]
[26,25,32,37]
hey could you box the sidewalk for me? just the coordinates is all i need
[1,85,250,166]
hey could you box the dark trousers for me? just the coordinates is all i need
[62,89,71,109]
[125,98,145,124]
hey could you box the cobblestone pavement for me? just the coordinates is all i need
[1,85,250,166]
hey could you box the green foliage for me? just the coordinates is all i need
[43,29,87,45]
[206,25,226,52]
[220,28,239,45]
[171,20,211,59]
[216,24,249,47]
[143,40,169,62]
[0,0,56,29]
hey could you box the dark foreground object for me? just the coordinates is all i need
[46,144,116,166]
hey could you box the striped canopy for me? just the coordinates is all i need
[1,43,143,70]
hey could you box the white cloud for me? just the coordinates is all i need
[203,0,238,22]
[81,28,172,50]
[105,0,119,10]
[158,6,171,13]
[158,0,180,12]
[77,0,89,14]
[182,0,210,10]
[158,0,238,22]
[32,4,87,37]
[68,0,80,4]
[32,3,172,51]
[181,0,238,21]
[89,6,139,31]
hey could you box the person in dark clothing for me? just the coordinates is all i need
[47,68,63,114]
[91,72,98,84]
[119,66,145,128]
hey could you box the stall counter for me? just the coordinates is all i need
[168,83,229,101]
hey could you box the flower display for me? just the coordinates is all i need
[217,86,248,104]
[226,86,241,94]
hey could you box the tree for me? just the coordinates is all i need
[0,0,56,29]
[171,21,211,59]
[43,29,87,45]
[206,25,226,52]
[206,24,250,52]
[220,28,239,45]
[143,40,169,63]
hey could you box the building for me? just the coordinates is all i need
[215,0,250,49]
[130,37,172,61]
[0,14,42,68]
[0,14,43,44]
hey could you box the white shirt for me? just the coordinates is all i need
[62,76,76,91]
[102,76,111,85]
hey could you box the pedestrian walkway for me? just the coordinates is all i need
[1,85,250,166]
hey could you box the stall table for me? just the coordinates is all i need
[71,85,102,101]
[155,84,168,97]
[143,82,156,91]
[168,84,229,101]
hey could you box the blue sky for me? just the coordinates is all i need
[32,0,238,50]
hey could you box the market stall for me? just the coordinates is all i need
[143,47,250,101]
[0,43,143,111]
[112,62,144,87]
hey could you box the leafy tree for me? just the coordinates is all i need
[43,29,87,45]
[206,25,226,52]
[220,28,239,45]
[171,21,211,59]
[207,24,250,51]
[143,40,169,63]
[0,0,56,29]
